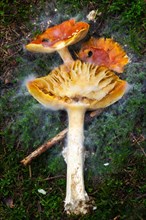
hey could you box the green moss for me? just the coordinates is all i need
[0,0,47,25]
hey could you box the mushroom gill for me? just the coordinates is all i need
[27,60,127,110]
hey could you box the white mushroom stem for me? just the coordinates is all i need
[64,106,90,215]
[57,47,74,64]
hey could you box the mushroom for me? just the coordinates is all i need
[26,19,89,64]
[78,37,129,73]
[26,60,128,215]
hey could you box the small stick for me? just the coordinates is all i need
[21,109,104,166]
[21,128,68,166]
[89,109,104,117]
[130,133,146,157]
[43,175,65,181]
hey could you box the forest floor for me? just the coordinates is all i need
[0,0,146,219]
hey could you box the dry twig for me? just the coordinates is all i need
[21,109,104,166]
[21,128,68,166]
[43,175,65,181]
[130,133,146,157]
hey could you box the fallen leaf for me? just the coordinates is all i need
[4,197,15,208]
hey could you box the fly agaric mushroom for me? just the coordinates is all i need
[26,19,89,64]
[26,60,128,215]
[78,37,129,73]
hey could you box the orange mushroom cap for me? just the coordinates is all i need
[78,37,129,73]
[26,19,89,53]
[26,60,128,110]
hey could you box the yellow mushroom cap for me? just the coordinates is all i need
[78,37,129,73]
[26,60,128,110]
[26,19,89,53]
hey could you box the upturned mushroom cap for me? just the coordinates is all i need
[26,60,128,110]
[78,37,129,73]
[26,19,89,53]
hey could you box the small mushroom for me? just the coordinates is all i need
[78,37,129,73]
[26,19,89,64]
[26,60,128,215]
